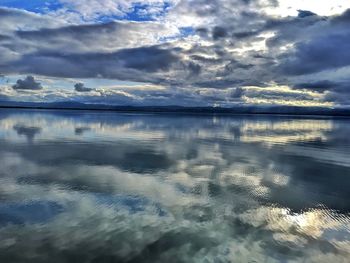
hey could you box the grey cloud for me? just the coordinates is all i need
[293,80,335,93]
[194,79,242,89]
[212,26,227,40]
[278,9,350,76]
[0,7,63,34]
[224,60,254,72]
[187,62,201,76]
[181,4,331,92]
[324,92,350,107]
[195,27,209,37]
[115,46,179,72]
[0,34,10,42]
[233,30,260,39]
[279,33,350,75]
[331,9,350,24]
[12,76,43,90]
[231,87,244,98]
[315,80,350,105]
[297,10,317,18]
[264,16,325,51]
[13,19,177,54]
[74,83,92,92]
[3,46,179,82]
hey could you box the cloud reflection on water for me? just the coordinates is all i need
[0,110,349,262]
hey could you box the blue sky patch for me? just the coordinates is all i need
[0,0,63,13]
[0,0,172,23]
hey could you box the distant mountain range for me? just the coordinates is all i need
[1,101,350,116]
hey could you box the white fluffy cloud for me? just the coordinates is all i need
[57,0,177,21]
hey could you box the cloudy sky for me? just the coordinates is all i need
[0,0,350,108]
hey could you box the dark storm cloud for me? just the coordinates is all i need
[212,26,228,40]
[15,21,118,40]
[273,78,349,105]
[324,92,350,106]
[331,9,350,24]
[0,34,10,41]
[293,81,335,93]
[297,10,317,18]
[278,9,350,76]
[316,80,350,105]
[74,83,92,92]
[115,46,179,72]
[12,76,43,90]
[4,46,179,81]
[264,16,325,52]
[279,33,350,75]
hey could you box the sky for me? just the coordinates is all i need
[0,0,350,108]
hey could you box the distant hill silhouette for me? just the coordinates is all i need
[0,101,350,116]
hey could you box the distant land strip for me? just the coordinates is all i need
[1,101,350,117]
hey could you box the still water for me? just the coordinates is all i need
[0,109,349,262]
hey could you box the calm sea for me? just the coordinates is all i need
[0,109,349,262]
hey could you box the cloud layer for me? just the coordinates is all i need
[12,76,43,90]
[0,1,350,107]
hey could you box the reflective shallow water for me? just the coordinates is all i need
[0,109,349,263]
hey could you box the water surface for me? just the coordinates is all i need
[0,109,350,262]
